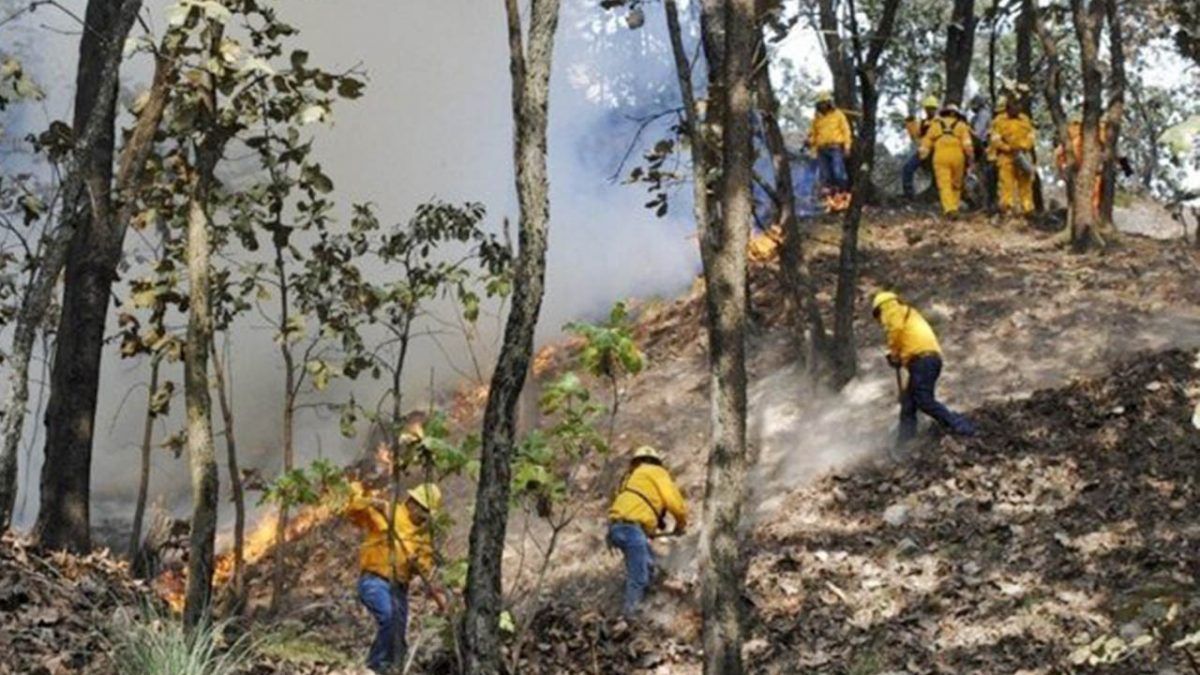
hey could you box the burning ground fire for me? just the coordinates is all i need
[154,505,333,613]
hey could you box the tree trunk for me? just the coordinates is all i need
[1016,0,1033,94]
[1099,0,1124,225]
[944,0,977,105]
[211,339,245,611]
[182,25,223,631]
[752,37,830,370]
[27,0,142,550]
[697,0,754,672]
[830,0,902,387]
[1070,0,1106,251]
[1032,2,1077,215]
[269,234,295,614]
[127,358,160,562]
[817,0,857,109]
[460,1,559,671]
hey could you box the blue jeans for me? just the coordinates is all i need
[900,355,976,442]
[818,146,849,192]
[357,574,409,673]
[902,152,923,197]
[607,522,654,618]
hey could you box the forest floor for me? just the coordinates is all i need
[2,208,1199,674]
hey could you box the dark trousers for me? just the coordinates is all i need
[358,574,409,673]
[902,153,923,198]
[900,355,975,442]
[818,146,850,192]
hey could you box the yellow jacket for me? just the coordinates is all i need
[879,301,942,365]
[990,113,1036,157]
[609,464,688,536]
[808,108,853,152]
[905,115,934,143]
[919,115,973,161]
[343,487,434,583]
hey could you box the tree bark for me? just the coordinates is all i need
[127,358,160,562]
[269,237,296,614]
[697,0,754,671]
[1016,0,1034,94]
[460,1,559,671]
[752,36,830,371]
[211,339,245,611]
[20,0,142,548]
[1098,0,1124,225]
[830,0,902,387]
[1031,2,1077,214]
[944,0,977,105]
[817,0,857,109]
[182,24,223,631]
[1069,0,1106,251]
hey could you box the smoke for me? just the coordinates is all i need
[3,1,717,532]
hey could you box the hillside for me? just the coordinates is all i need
[3,211,1198,675]
[238,212,1200,673]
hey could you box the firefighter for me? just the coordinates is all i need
[343,481,448,673]
[902,95,940,200]
[990,95,1038,216]
[607,446,687,619]
[807,90,853,209]
[919,102,974,217]
[873,291,976,444]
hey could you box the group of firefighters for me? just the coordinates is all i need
[340,296,973,673]
[807,87,1113,219]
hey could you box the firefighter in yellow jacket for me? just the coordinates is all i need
[807,91,853,199]
[990,96,1037,215]
[873,291,975,444]
[919,102,974,217]
[607,446,687,618]
[344,481,448,673]
[901,95,940,199]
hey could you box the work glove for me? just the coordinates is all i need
[886,353,901,369]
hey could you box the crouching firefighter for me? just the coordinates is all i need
[872,291,976,445]
[607,446,688,619]
[343,480,448,674]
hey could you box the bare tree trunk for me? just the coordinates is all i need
[211,340,245,610]
[697,0,754,671]
[830,0,902,387]
[461,1,559,671]
[1098,0,1124,225]
[752,36,830,370]
[25,0,142,549]
[182,24,223,631]
[269,233,295,614]
[1016,0,1033,93]
[817,0,857,109]
[1130,84,1158,191]
[127,358,160,562]
[1069,0,1106,251]
[944,0,977,105]
[1032,2,1077,216]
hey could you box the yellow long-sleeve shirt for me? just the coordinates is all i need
[879,301,942,366]
[919,114,973,161]
[343,488,434,584]
[609,464,687,536]
[808,108,853,152]
[990,112,1036,156]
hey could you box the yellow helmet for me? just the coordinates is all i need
[407,483,442,512]
[921,95,939,109]
[631,446,662,462]
[815,90,834,104]
[872,291,899,314]
[996,95,1008,109]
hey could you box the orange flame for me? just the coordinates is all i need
[153,506,333,612]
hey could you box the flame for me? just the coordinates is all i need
[152,505,333,612]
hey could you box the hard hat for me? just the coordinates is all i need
[872,291,899,313]
[921,95,939,109]
[996,95,1008,109]
[631,446,662,462]
[815,90,834,104]
[1069,112,1083,124]
[407,483,442,512]
[970,94,986,107]
[942,102,961,114]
